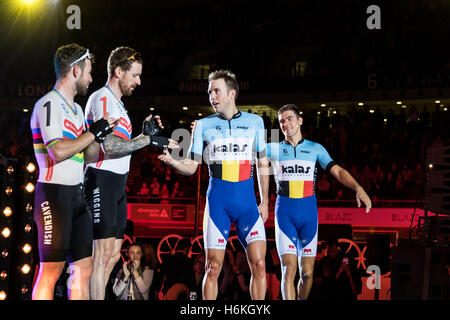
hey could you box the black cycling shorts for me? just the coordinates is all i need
[34,182,93,263]
[84,167,128,240]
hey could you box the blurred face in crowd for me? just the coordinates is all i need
[326,244,340,260]
[278,110,303,139]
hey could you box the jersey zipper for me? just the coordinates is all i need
[293,144,297,158]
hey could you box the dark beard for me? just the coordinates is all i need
[119,83,131,96]
[75,80,88,96]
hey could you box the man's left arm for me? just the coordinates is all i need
[255,116,270,222]
[102,133,150,158]
[102,115,177,158]
[256,156,270,223]
[329,164,372,213]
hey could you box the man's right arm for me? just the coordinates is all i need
[47,132,96,163]
[158,118,202,176]
[158,148,198,176]
[41,100,114,163]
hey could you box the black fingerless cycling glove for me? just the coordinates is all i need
[89,118,113,143]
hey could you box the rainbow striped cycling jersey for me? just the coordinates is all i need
[189,111,266,182]
[84,86,132,175]
[30,89,86,185]
[267,139,336,198]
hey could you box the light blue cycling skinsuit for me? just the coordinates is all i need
[267,138,336,257]
[189,111,267,250]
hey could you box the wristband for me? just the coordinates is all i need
[150,136,170,148]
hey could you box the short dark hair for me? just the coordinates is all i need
[54,43,93,79]
[208,69,239,100]
[107,46,143,78]
[277,104,301,118]
[325,236,339,248]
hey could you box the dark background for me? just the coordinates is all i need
[0,0,449,202]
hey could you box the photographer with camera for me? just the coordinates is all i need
[315,237,362,300]
[112,243,154,300]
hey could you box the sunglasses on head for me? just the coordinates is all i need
[126,51,141,61]
[70,49,93,67]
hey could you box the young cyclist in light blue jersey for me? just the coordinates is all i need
[267,104,371,300]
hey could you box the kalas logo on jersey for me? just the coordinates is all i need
[213,143,248,153]
[281,164,311,174]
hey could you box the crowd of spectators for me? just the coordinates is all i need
[99,235,365,301]
[1,0,449,204]
[125,101,448,203]
[97,239,283,301]
[1,101,449,203]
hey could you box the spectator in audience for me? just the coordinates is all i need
[412,162,424,199]
[171,181,184,198]
[138,182,150,197]
[113,243,154,300]
[317,172,331,200]
[160,184,170,204]
[380,172,395,200]
[316,237,362,300]
[189,253,206,300]
[150,177,161,197]
[164,167,173,183]
[308,243,326,300]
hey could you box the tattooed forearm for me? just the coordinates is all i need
[102,134,150,158]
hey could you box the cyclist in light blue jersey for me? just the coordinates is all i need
[267,104,371,300]
[159,70,270,300]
